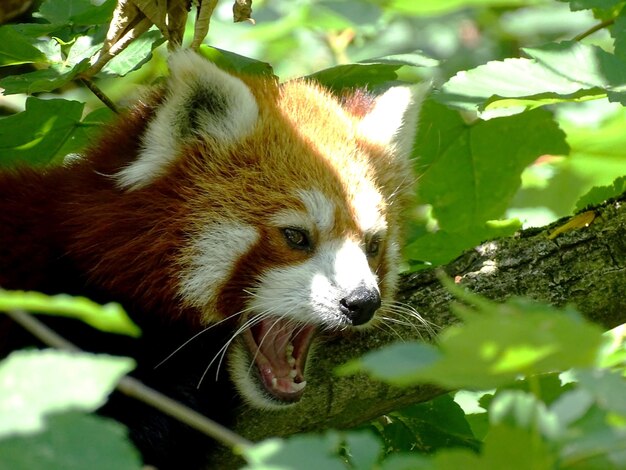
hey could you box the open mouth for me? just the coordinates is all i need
[242,317,316,403]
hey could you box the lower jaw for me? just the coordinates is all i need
[228,340,310,409]
[239,319,316,404]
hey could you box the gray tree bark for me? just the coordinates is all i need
[210,194,626,467]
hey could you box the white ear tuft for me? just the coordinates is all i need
[358,83,429,159]
[115,49,259,190]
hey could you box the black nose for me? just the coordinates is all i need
[339,285,381,326]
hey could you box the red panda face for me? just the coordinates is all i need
[114,50,426,408]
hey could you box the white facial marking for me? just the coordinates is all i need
[178,221,258,318]
[297,189,335,233]
[116,50,259,190]
[269,210,311,234]
[353,188,386,233]
[332,239,378,293]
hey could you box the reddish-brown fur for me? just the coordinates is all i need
[0,55,419,467]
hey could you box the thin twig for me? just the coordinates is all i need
[79,78,120,114]
[7,310,79,352]
[116,376,251,450]
[574,18,615,42]
[6,309,252,452]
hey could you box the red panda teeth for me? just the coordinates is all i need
[244,319,315,401]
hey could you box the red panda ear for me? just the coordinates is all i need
[115,49,259,190]
[358,83,429,160]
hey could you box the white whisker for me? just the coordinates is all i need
[154,302,258,369]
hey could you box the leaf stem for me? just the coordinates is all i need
[6,309,252,452]
[574,19,615,42]
[79,78,120,114]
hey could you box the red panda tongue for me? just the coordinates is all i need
[247,318,314,401]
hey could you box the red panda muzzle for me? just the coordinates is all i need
[244,318,315,402]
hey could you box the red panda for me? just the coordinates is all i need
[0,50,424,467]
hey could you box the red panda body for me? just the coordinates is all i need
[0,51,424,467]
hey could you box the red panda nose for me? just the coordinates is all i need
[339,285,382,326]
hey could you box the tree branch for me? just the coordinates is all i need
[209,194,626,467]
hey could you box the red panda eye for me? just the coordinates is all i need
[282,228,312,251]
[366,236,382,257]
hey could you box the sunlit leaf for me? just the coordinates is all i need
[575,175,626,211]
[438,41,626,116]
[199,45,274,76]
[100,30,165,77]
[405,101,567,265]
[0,290,140,337]
[0,350,134,438]
[340,297,604,389]
[0,27,47,66]
[374,0,544,16]
[0,60,90,95]
[0,98,84,167]
[309,52,436,91]
[36,0,116,25]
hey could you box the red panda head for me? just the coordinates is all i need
[114,50,426,408]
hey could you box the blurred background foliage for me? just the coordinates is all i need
[1,0,625,264]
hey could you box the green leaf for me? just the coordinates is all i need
[344,431,382,469]
[56,107,116,161]
[0,412,141,470]
[337,341,441,384]
[0,59,89,95]
[504,372,576,406]
[0,290,140,337]
[489,390,562,439]
[0,98,84,167]
[478,424,556,469]
[198,45,274,77]
[382,425,556,469]
[404,219,521,267]
[405,101,568,266]
[375,0,544,16]
[8,23,70,39]
[341,297,604,389]
[599,323,626,369]
[613,9,626,62]
[242,433,347,470]
[384,395,480,453]
[575,369,626,416]
[36,0,116,25]
[0,27,48,66]
[379,453,432,470]
[100,30,165,77]
[309,63,402,91]
[550,388,595,428]
[438,41,626,116]
[558,404,626,468]
[574,175,626,210]
[557,0,624,11]
[308,53,437,92]
[398,394,476,440]
[419,104,568,228]
[0,350,134,438]
[525,41,626,106]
